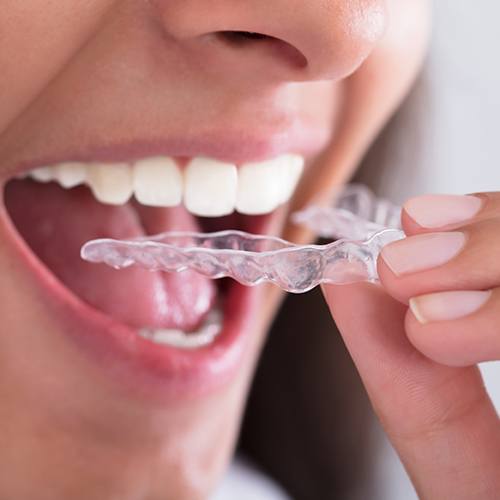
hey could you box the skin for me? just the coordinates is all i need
[3,1,484,499]
[324,195,500,498]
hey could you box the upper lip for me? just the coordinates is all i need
[2,125,328,180]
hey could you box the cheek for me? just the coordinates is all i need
[0,1,113,137]
[296,82,341,127]
[287,0,431,238]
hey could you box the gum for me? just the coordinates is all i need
[80,184,405,293]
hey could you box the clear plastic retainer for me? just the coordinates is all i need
[80,184,405,293]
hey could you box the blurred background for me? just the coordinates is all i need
[364,1,500,495]
[214,2,500,498]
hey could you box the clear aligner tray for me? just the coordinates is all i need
[81,184,405,293]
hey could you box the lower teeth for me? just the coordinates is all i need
[137,308,223,349]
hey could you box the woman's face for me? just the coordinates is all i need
[0,1,430,497]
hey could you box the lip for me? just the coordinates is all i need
[0,172,270,402]
[0,197,261,400]
[3,124,327,178]
[0,120,305,401]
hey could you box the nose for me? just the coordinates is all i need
[151,0,387,82]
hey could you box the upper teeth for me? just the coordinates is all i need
[24,154,304,217]
[184,157,238,217]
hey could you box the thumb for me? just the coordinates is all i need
[322,282,500,499]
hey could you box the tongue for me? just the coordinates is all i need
[5,180,216,331]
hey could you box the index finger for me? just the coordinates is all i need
[322,282,500,499]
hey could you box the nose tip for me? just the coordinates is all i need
[152,0,387,82]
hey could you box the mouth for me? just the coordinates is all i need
[1,152,304,398]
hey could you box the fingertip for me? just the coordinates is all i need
[376,254,411,304]
[400,207,424,235]
[404,308,485,367]
[320,281,376,307]
[408,297,427,324]
[401,194,484,235]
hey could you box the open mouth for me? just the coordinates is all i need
[1,153,303,395]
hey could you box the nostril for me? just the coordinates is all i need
[216,31,308,70]
[218,31,269,43]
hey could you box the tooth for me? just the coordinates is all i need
[184,157,237,217]
[133,157,182,207]
[138,308,222,349]
[53,162,87,188]
[236,159,282,215]
[277,154,304,204]
[30,166,55,183]
[86,163,133,205]
[236,155,304,215]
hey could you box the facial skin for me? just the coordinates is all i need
[0,1,430,498]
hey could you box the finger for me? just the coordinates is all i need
[405,287,500,366]
[378,217,500,304]
[401,192,500,236]
[323,283,500,499]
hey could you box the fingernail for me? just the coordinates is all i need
[404,194,483,228]
[409,290,492,324]
[381,232,466,276]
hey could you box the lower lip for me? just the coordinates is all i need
[0,183,261,402]
[59,281,258,401]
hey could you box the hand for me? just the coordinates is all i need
[322,192,500,499]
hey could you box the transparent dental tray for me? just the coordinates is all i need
[81,184,405,293]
